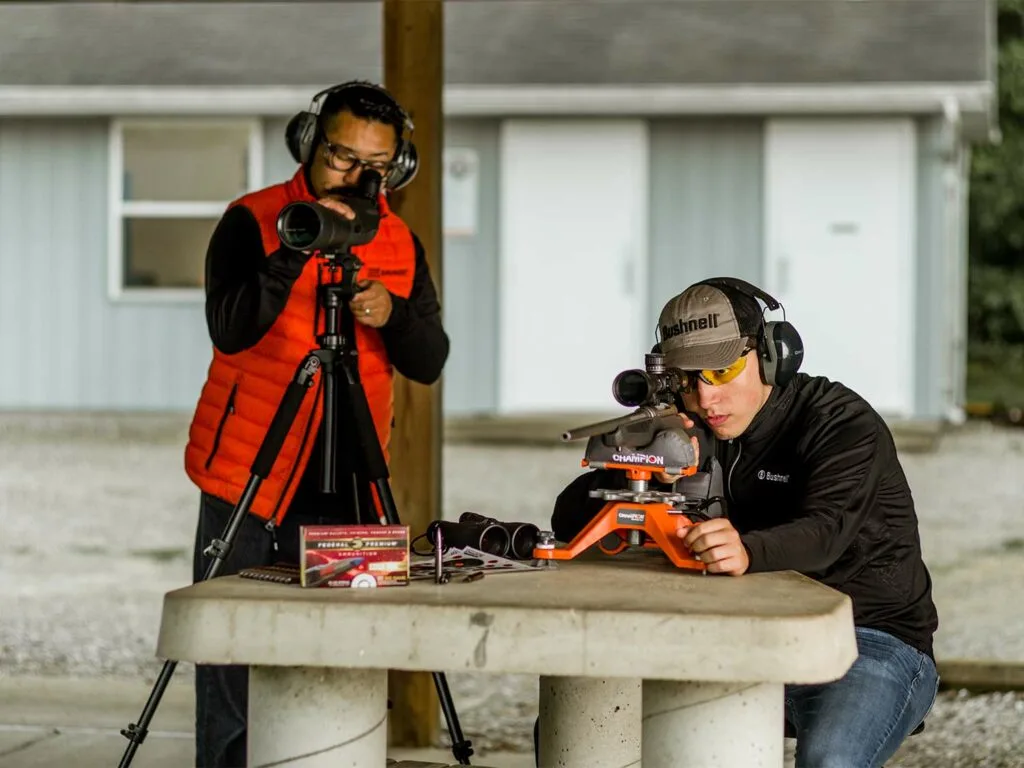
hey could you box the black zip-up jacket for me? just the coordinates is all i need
[551,373,939,660]
[204,201,450,520]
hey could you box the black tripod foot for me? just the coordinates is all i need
[451,739,474,765]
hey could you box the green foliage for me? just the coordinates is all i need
[966,341,1024,406]
[968,266,1024,343]
[969,15,1024,268]
[966,0,1024,403]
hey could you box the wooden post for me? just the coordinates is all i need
[383,0,444,750]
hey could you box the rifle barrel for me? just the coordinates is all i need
[561,404,678,442]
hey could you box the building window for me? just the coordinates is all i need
[108,119,263,301]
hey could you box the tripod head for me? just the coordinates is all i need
[320,252,365,306]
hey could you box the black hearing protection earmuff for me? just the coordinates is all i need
[285,80,419,191]
[696,276,804,388]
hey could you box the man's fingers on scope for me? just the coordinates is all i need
[317,198,356,220]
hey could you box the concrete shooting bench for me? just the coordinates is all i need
[156,551,857,767]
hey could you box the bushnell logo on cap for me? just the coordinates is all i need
[661,312,721,341]
[656,284,750,371]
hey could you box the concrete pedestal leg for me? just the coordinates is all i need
[248,665,388,768]
[642,680,783,768]
[538,676,641,768]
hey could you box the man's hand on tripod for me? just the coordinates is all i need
[349,280,393,328]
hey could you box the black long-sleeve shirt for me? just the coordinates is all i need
[552,374,939,660]
[203,202,450,520]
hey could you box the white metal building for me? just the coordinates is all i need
[0,1,997,424]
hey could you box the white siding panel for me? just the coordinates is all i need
[0,119,210,410]
[648,119,765,315]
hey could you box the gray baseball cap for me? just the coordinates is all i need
[657,282,763,370]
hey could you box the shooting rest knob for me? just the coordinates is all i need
[535,531,557,550]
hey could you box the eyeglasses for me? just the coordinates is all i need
[321,140,392,174]
[681,350,752,393]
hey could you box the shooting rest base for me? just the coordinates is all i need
[533,498,706,573]
[534,466,707,572]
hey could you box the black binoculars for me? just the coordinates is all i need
[425,512,542,560]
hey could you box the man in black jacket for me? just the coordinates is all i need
[551,277,939,768]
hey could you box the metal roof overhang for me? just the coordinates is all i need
[0,82,996,142]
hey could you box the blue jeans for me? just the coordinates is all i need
[785,626,940,768]
[191,493,341,768]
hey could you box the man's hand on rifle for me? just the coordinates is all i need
[654,412,700,484]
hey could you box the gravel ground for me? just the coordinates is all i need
[1,413,1023,765]
[436,683,1024,767]
[888,690,1024,768]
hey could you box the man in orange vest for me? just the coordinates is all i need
[181,81,449,767]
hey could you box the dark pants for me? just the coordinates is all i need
[191,493,342,768]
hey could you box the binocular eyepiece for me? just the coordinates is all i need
[426,512,542,561]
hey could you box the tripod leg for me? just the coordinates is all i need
[337,359,474,765]
[118,355,321,768]
[118,660,178,767]
[320,352,339,494]
[433,671,475,765]
[373,476,401,527]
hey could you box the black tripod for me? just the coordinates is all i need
[118,250,473,767]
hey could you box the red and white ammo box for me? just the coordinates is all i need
[299,524,410,588]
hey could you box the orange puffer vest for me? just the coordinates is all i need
[184,168,415,525]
